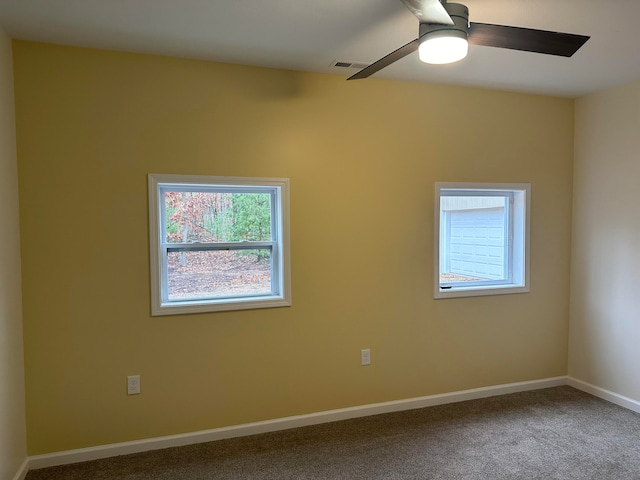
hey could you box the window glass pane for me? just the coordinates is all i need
[435,183,529,299]
[440,195,507,284]
[167,249,272,300]
[163,191,272,243]
[150,174,290,315]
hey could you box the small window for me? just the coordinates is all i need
[148,174,291,315]
[435,182,530,299]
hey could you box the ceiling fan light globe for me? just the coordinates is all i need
[419,34,468,64]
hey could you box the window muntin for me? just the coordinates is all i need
[149,175,291,315]
[435,183,529,299]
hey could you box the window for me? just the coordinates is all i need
[148,174,291,315]
[434,182,530,299]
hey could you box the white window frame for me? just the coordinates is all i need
[148,174,291,316]
[434,182,530,299]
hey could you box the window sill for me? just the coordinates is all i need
[152,295,291,316]
[434,284,529,299]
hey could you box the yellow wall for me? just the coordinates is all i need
[14,41,575,455]
[0,27,27,478]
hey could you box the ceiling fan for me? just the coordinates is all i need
[348,0,589,80]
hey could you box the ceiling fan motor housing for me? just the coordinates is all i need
[419,3,469,42]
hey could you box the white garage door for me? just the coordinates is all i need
[445,207,506,280]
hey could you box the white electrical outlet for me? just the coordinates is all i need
[361,349,371,366]
[127,375,141,395]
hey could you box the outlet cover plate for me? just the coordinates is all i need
[127,375,141,395]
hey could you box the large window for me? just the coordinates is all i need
[435,183,530,299]
[148,174,291,315]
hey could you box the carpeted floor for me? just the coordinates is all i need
[26,386,640,479]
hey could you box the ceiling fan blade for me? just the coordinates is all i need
[347,38,420,80]
[468,23,589,57]
[399,0,454,25]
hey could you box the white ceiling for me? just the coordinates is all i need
[0,0,638,97]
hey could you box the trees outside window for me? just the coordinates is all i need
[148,174,291,315]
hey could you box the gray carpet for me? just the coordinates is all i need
[26,386,640,479]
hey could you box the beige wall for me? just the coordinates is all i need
[570,81,640,401]
[0,28,27,480]
[14,41,575,455]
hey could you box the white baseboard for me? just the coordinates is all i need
[566,376,640,414]
[28,376,566,470]
[10,458,29,480]
[24,376,640,475]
